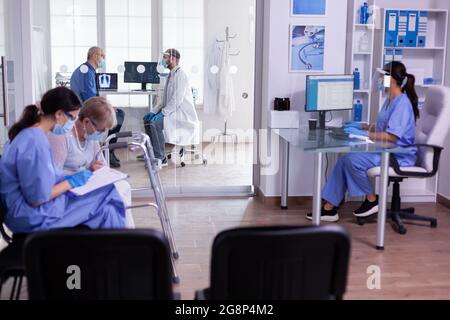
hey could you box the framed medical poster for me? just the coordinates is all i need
[289,25,326,73]
[291,0,327,16]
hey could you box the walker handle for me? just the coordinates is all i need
[114,132,133,139]
[108,142,129,151]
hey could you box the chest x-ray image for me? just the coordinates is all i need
[99,74,111,88]
[290,25,325,72]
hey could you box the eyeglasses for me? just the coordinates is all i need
[64,111,78,122]
[88,118,107,133]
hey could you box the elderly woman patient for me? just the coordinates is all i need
[48,96,135,228]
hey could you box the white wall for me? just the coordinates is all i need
[200,0,256,142]
[259,0,348,197]
[31,0,52,95]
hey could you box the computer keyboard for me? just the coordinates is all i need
[329,127,349,139]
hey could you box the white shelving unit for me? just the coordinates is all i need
[373,8,449,202]
[378,9,448,107]
[345,0,377,124]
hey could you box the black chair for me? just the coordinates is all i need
[24,229,176,300]
[0,200,26,300]
[196,225,351,300]
[365,86,450,235]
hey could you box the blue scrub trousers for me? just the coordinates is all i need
[322,153,381,207]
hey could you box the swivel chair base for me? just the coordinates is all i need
[356,178,438,235]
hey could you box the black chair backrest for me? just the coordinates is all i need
[24,229,174,300]
[209,225,351,300]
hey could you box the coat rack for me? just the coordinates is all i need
[212,26,239,145]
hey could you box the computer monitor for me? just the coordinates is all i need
[124,62,160,90]
[305,75,354,129]
[96,73,118,91]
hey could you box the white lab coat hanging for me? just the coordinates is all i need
[154,66,200,146]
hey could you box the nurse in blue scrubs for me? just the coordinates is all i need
[307,62,420,222]
[0,87,127,234]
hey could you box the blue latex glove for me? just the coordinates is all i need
[150,112,165,123]
[344,127,369,137]
[143,112,155,122]
[344,121,364,129]
[65,170,93,188]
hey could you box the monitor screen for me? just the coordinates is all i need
[96,73,118,91]
[124,62,160,84]
[305,75,354,112]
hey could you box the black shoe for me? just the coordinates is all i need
[353,196,379,218]
[110,156,121,168]
[306,207,339,222]
[110,151,121,163]
[161,157,168,168]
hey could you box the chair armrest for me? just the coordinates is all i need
[0,223,12,244]
[390,144,443,178]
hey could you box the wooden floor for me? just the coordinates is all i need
[155,198,450,300]
[2,198,450,300]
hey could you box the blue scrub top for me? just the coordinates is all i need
[0,128,126,233]
[70,62,97,102]
[377,94,417,166]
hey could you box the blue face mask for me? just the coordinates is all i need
[377,78,386,92]
[53,119,76,136]
[98,58,106,69]
[161,58,169,69]
[86,130,107,141]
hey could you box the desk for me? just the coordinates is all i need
[274,128,411,250]
[99,90,161,111]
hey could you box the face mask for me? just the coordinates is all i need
[84,121,107,141]
[98,58,106,69]
[376,78,385,92]
[161,58,169,69]
[88,131,106,141]
[53,119,76,136]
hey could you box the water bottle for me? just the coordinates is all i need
[353,68,361,90]
[359,3,369,24]
[354,100,363,122]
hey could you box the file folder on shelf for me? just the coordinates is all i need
[418,11,428,47]
[394,49,403,62]
[397,11,408,47]
[384,48,394,65]
[385,10,399,47]
[405,11,419,47]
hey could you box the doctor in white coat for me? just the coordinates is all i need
[143,49,200,163]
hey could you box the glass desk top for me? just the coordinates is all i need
[273,128,413,154]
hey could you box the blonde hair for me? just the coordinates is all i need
[79,97,117,129]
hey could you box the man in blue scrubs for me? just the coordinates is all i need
[70,47,125,168]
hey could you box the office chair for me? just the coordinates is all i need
[195,225,351,300]
[363,86,450,235]
[24,229,176,300]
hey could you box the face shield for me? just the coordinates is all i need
[156,52,170,77]
[373,67,393,95]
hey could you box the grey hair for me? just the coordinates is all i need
[87,47,103,60]
[79,97,117,129]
